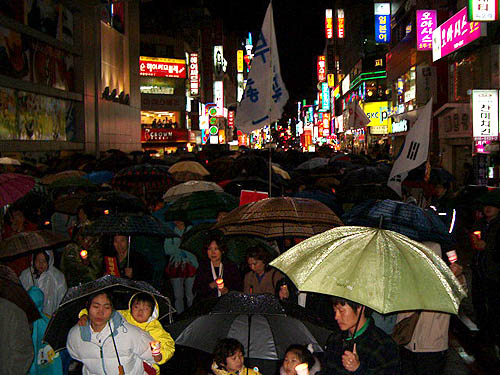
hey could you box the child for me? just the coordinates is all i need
[79,292,174,375]
[280,344,321,375]
[211,338,261,375]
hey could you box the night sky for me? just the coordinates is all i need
[206,0,335,113]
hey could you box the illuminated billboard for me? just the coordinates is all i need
[237,50,244,73]
[325,9,333,39]
[374,3,391,44]
[139,57,186,78]
[321,82,330,110]
[189,53,199,96]
[432,7,485,61]
[468,0,498,21]
[472,89,499,140]
[317,56,326,82]
[416,10,436,51]
[362,101,391,127]
[337,9,345,38]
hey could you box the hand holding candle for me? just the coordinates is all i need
[150,341,161,356]
[295,363,309,375]
[216,278,224,290]
[80,249,88,260]
[446,250,458,263]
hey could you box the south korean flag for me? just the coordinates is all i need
[388,99,433,196]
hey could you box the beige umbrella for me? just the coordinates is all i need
[169,161,210,176]
[41,170,86,185]
[272,165,291,180]
[163,180,223,202]
[0,157,21,165]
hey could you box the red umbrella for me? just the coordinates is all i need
[0,173,35,207]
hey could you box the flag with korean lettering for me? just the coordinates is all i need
[235,1,289,133]
[388,99,433,196]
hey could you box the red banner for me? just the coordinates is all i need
[104,256,120,277]
[239,190,269,206]
[141,128,190,143]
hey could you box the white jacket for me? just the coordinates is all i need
[19,250,67,316]
[67,311,155,375]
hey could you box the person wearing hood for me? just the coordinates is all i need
[19,249,67,316]
[280,344,321,375]
[79,292,175,375]
[210,338,261,375]
[67,291,156,375]
[27,286,63,375]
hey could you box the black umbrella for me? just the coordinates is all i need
[167,292,332,361]
[44,275,175,352]
[82,191,149,215]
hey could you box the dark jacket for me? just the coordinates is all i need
[193,259,242,300]
[322,318,400,375]
[473,216,500,282]
[117,250,154,284]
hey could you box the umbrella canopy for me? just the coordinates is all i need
[0,230,69,259]
[48,176,96,189]
[171,171,206,183]
[82,170,114,185]
[44,275,174,352]
[270,226,466,315]
[53,193,87,215]
[291,190,343,216]
[341,165,390,186]
[223,176,281,198]
[82,191,149,216]
[213,197,342,239]
[271,165,291,180]
[165,191,238,222]
[83,213,178,237]
[180,225,279,265]
[112,163,173,193]
[0,157,21,165]
[41,170,86,185]
[342,199,454,246]
[336,183,400,204]
[0,172,35,207]
[167,292,331,361]
[163,180,223,202]
[295,157,329,171]
[169,161,210,176]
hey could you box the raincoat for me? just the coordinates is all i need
[211,361,261,375]
[79,293,175,375]
[27,286,63,375]
[67,310,155,375]
[19,250,67,316]
[61,241,104,288]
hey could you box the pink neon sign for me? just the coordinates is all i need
[432,7,485,61]
[416,10,437,51]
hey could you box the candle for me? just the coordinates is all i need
[446,250,458,263]
[150,341,161,355]
[80,249,88,260]
[295,363,309,375]
[216,278,224,290]
[473,231,481,240]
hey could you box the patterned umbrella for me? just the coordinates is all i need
[0,173,35,207]
[0,230,70,258]
[213,197,343,239]
[112,163,173,193]
[165,191,238,222]
[163,180,223,202]
[83,214,178,238]
[44,275,174,352]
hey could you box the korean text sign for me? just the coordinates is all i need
[416,10,437,50]
[432,7,485,61]
[468,0,498,22]
[374,3,391,43]
[139,56,186,78]
[472,89,499,140]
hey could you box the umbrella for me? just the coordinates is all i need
[165,191,238,222]
[291,190,343,216]
[180,225,279,265]
[53,193,87,215]
[171,171,206,182]
[295,157,329,171]
[169,161,210,176]
[223,176,281,198]
[163,180,223,202]
[48,176,96,190]
[112,164,173,193]
[0,157,21,165]
[83,214,178,238]
[270,226,467,315]
[41,170,86,185]
[342,199,454,246]
[341,165,390,186]
[0,265,40,323]
[83,170,114,185]
[82,191,149,216]
[0,230,69,259]
[336,183,400,204]
[271,165,291,180]
[167,292,332,361]
[0,173,35,207]
[213,197,342,239]
[44,275,175,352]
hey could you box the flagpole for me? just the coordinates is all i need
[268,0,273,197]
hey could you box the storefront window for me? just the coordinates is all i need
[450,54,478,102]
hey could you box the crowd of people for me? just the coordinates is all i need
[0,147,498,375]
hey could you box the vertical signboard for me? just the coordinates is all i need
[325,9,333,39]
[432,7,485,62]
[237,50,244,73]
[374,3,391,43]
[472,89,499,141]
[321,82,330,110]
[337,9,345,38]
[189,53,199,96]
[213,81,224,115]
[416,10,437,50]
[317,56,327,82]
[468,0,498,21]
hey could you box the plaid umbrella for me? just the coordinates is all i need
[165,191,238,222]
[83,214,178,238]
[0,173,35,207]
[44,275,175,352]
[342,199,455,246]
[112,164,173,193]
[0,230,70,259]
[163,180,223,202]
[213,197,343,239]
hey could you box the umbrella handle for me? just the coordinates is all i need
[127,236,130,268]
[247,314,251,365]
[118,365,124,375]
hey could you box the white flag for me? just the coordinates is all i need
[235,2,289,133]
[347,101,371,129]
[388,99,433,196]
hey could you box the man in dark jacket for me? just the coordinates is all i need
[322,298,400,375]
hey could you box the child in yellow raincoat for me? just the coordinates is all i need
[211,338,261,375]
[79,292,174,375]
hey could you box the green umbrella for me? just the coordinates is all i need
[180,224,278,265]
[165,191,238,222]
[270,226,466,314]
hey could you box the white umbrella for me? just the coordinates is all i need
[163,180,223,202]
